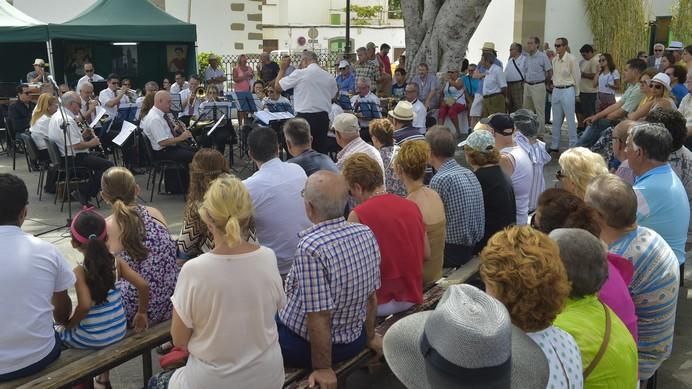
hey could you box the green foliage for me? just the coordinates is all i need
[585,0,648,88]
[671,0,692,44]
[197,52,219,76]
[345,4,384,25]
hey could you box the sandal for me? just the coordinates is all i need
[93,377,112,389]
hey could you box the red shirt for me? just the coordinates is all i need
[377,53,392,76]
[354,194,425,304]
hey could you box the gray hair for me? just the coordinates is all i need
[356,47,367,54]
[62,91,80,106]
[549,228,608,298]
[144,81,159,91]
[654,43,665,50]
[78,82,93,92]
[304,171,349,220]
[511,109,539,138]
[584,174,638,230]
[405,82,419,95]
[302,50,318,63]
[283,118,311,146]
[629,122,673,162]
[357,77,371,88]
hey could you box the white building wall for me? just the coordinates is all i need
[467,0,515,65]
[651,0,675,18]
[263,25,405,55]
[543,0,593,54]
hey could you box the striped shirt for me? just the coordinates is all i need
[608,226,680,380]
[279,218,381,344]
[514,132,551,212]
[429,159,485,246]
[336,137,385,181]
[58,287,127,349]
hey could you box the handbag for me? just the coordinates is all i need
[583,301,612,380]
[160,346,190,370]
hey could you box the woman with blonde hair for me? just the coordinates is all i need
[177,149,250,261]
[557,147,608,198]
[394,140,445,283]
[100,167,178,326]
[148,175,286,388]
[369,118,406,197]
[29,93,58,160]
[480,225,583,389]
[628,72,676,121]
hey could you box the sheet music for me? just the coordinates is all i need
[112,120,137,146]
[89,106,107,128]
[254,111,295,124]
[207,114,226,136]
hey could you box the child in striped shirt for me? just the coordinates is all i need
[56,208,149,349]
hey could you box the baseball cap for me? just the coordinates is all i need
[458,129,495,151]
[481,113,515,136]
[338,60,349,69]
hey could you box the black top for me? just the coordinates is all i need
[260,61,280,84]
[8,100,36,135]
[473,165,516,253]
[288,149,339,177]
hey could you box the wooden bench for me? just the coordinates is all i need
[0,320,171,389]
[283,257,481,388]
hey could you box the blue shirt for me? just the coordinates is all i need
[288,149,338,176]
[336,72,356,95]
[429,159,485,246]
[671,83,687,107]
[463,75,480,96]
[634,164,689,264]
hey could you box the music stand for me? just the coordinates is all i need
[338,94,353,111]
[357,101,382,120]
[229,91,259,113]
[170,93,183,113]
[117,103,138,123]
[265,101,294,114]
[199,101,233,122]
[92,81,108,95]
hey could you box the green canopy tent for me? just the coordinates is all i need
[47,0,197,88]
[0,1,50,86]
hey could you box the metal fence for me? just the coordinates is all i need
[208,50,346,90]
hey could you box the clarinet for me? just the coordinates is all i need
[77,113,106,155]
[168,113,198,150]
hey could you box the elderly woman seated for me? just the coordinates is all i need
[550,228,639,388]
[480,225,584,389]
[557,146,608,198]
[533,188,638,340]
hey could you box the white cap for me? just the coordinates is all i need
[338,60,349,69]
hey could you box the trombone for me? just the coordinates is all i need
[195,86,206,99]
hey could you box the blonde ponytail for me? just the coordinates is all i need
[199,174,253,248]
[224,216,242,247]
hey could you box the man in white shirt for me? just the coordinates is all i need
[98,73,127,121]
[333,113,384,179]
[78,81,97,123]
[170,71,190,95]
[481,51,508,117]
[48,92,113,205]
[76,62,104,92]
[405,83,428,129]
[180,74,202,121]
[577,44,600,129]
[277,50,338,154]
[350,77,381,141]
[648,43,666,71]
[204,54,226,93]
[504,42,526,113]
[243,126,312,276]
[522,36,553,137]
[0,174,74,382]
[550,37,581,151]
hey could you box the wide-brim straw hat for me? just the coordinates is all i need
[389,100,416,122]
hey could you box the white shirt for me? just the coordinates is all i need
[483,64,507,95]
[141,106,173,151]
[204,66,226,92]
[350,92,381,128]
[168,248,286,389]
[30,114,51,150]
[679,93,692,128]
[502,145,533,225]
[170,81,190,95]
[0,226,75,375]
[411,99,427,129]
[597,70,620,95]
[48,109,86,156]
[279,63,337,114]
[504,55,526,82]
[77,73,104,92]
[243,158,312,274]
[179,88,201,117]
[98,88,122,119]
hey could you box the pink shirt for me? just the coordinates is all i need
[600,253,638,340]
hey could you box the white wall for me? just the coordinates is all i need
[12,0,94,22]
[263,25,405,55]
[651,0,675,17]
[543,0,593,54]
[467,0,515,65]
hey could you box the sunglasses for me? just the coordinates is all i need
[85,69,94,73]
[555,170,565,180]
[650,82,664,90]
[654,49,663,52]
[554,44,563,48]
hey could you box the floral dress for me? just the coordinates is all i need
[380,145,407,198]
[117,205,179,326]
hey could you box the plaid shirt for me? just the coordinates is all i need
[278,218,381,344]
[429,159,485,246]
[354,61,380,85]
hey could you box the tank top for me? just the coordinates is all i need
[423,220,445,284]
[502,146,533,225]
[354,194,425,305]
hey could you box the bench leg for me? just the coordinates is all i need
[142,349,153,387]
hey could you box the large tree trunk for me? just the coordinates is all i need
[402,0,491,75]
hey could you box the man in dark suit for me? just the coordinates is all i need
[7,84,36,136]
[648,43,666,71]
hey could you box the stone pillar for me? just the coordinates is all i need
[514,0,547,45]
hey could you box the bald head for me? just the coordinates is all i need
[303,171,349,222]
[154,90,171,112]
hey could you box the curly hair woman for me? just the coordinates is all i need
[480,225,583,389]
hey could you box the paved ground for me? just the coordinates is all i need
[1,135,691,388]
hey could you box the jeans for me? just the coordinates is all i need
[551,86,578,149]
[443,242,475,268]
[576,119,612,148]
[276,317,366,368]
[0,332,61,382]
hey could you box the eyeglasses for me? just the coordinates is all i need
[554,44,563,48]
[555,170,565,180]
[654,49,663,52]
[650,82,664,90]
[85,69,94,73]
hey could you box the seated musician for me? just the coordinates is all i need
[179,74,202,125]
[26,58,50,84]
[140,91,195,192]
[8,84,36,135]
[97,73,127,138]
[120,79,138,105]
[349,77,381,142]
[78,82,98,124]
[197,85,235,157]
[135,81,159,119]
[277,170,382,388]
[263,85,293,113]
[253,80,266,110]
[47,92,114,206]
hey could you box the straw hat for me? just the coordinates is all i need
[33,58,45,66]
[384,284,549,389]
[650,73,671,91]
[389,101,416,122]
[482,42,496,51]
